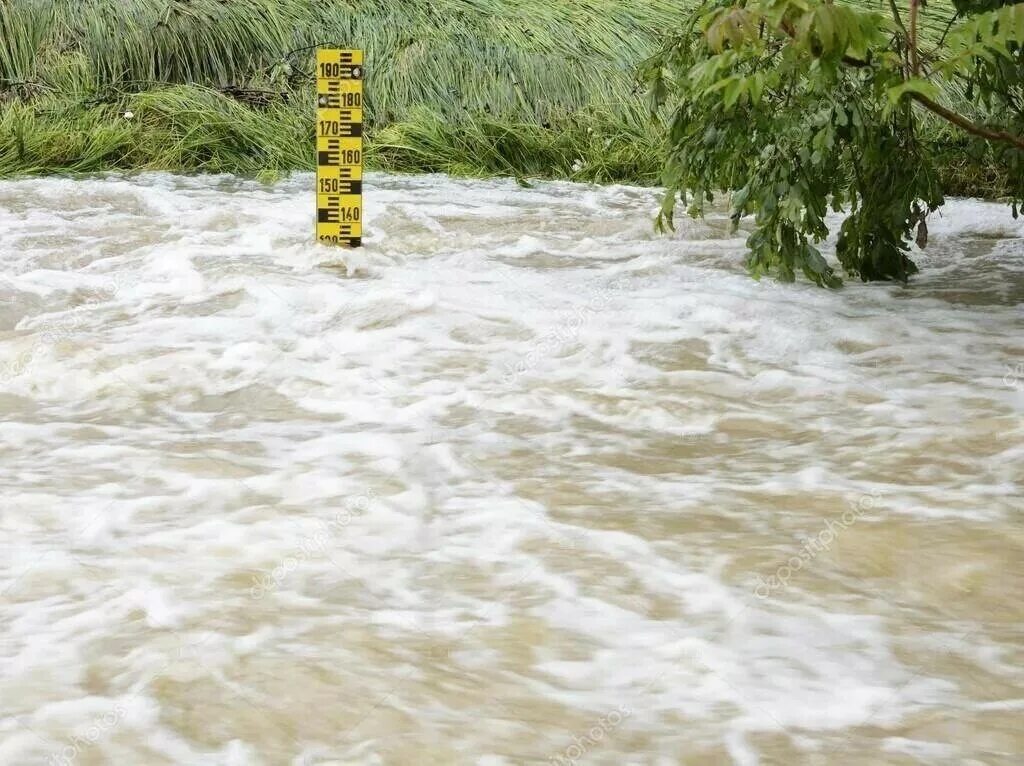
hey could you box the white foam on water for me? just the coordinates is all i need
[1,172,1023,764]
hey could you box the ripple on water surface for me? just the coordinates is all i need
[1,173,1023,765]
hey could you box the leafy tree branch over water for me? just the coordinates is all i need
[644,0,1024,286]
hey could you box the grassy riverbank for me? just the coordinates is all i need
[0,0,1013,195]
[0,0,672,182]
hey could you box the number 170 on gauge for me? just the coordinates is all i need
[316,49,363,247]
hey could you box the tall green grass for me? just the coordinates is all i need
[0,0,681,180]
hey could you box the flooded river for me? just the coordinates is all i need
[1,173,1022,765]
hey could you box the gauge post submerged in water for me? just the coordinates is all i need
[316,49,363,248]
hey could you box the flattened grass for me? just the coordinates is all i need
[0,0,680,180]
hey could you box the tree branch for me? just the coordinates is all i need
[778,17,870,67]
[911,93,1024,150]
[772,3,1022,152]
[888,0,910,40]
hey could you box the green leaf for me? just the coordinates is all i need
[886,78,940,104]
[723,77,744,109]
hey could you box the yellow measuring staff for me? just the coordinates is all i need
[316,49,363,247]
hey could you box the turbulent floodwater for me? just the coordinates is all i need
[1,173,1023,766]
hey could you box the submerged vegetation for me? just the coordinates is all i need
[647,0,1023,284]
[0,0,679,181]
